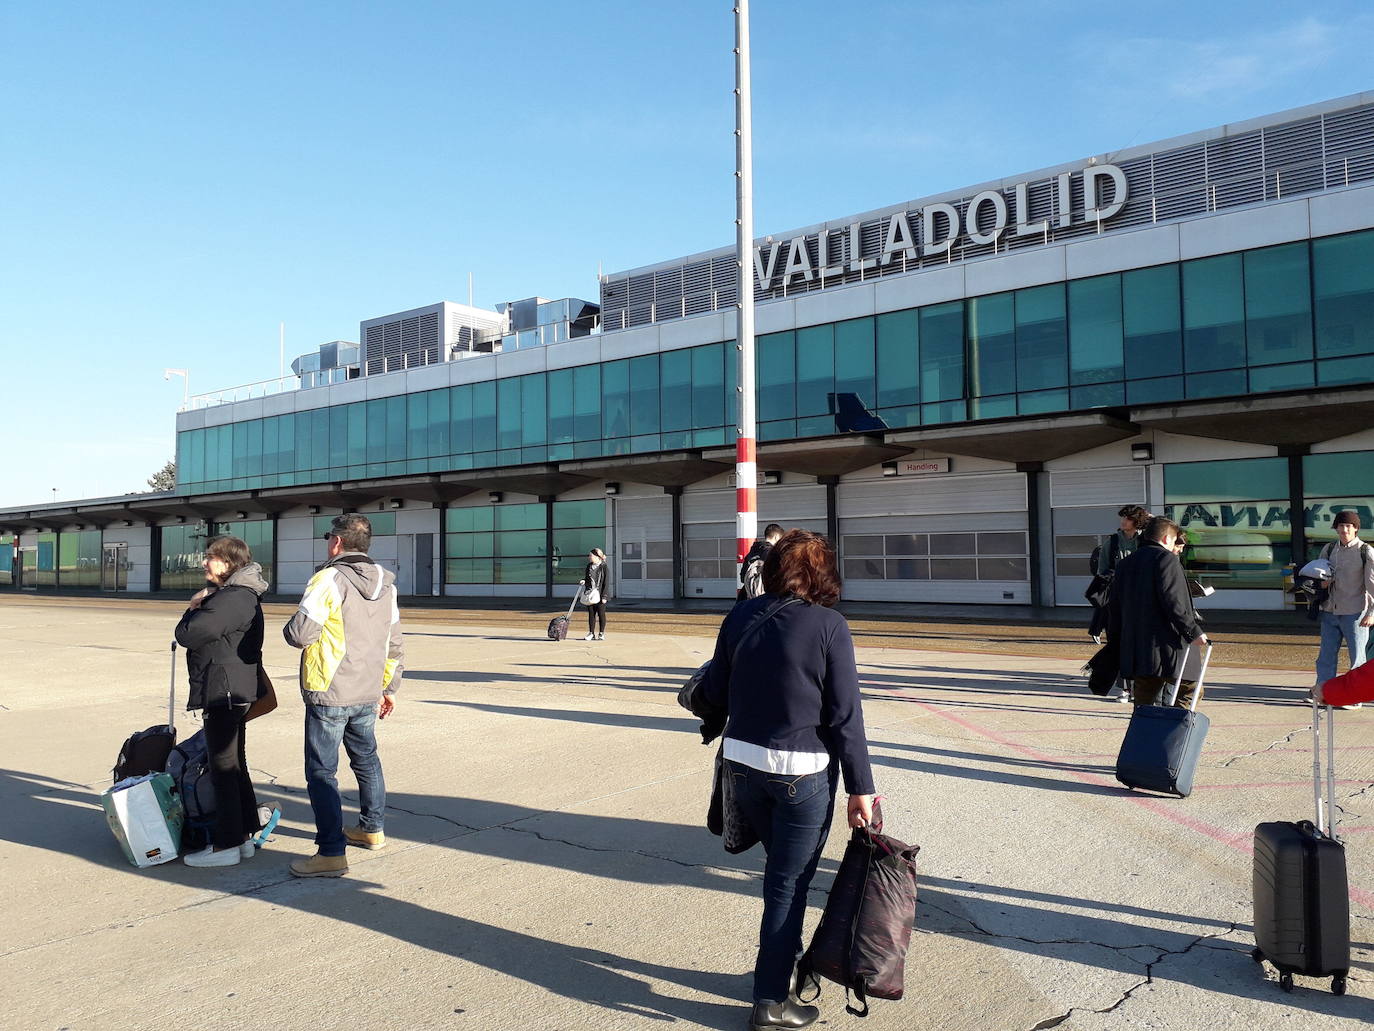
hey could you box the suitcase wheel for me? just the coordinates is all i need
[1332,975,1346,996]
[1279,972,1294,993]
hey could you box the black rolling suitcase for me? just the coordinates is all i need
[112,642,180,782]
[547,588,580,641]
[1251,699,1350,995]
[1115,643,1212,797]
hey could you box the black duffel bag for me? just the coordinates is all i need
[798,822,920,1017]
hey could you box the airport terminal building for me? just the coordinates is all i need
[3,93,1373,611]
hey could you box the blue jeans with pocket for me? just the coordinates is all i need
[305,702,386,857]
[1316,611,1369,685]
[727,760,838,1005]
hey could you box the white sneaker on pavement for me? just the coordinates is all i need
[582,633,595,641]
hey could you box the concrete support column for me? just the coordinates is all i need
[1018,462,1045,609]
[666,486,684,601]
[819,475,839,546]
[540,495,555,600]
[1281,445,1310,566]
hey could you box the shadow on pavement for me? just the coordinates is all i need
[421,699,695,735]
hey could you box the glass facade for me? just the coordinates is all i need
[552,500,607,586]
[0,534,11,585]
[58,530,102,588]
[1163,458,1291,590]
[1303,450,1374,560]
[177,233,1374,497]
[160,524,209,592]
[170,230,1374,497]
[442,500,608,586]
[211,519,275,590]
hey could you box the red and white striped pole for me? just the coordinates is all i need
[733,0,757,571]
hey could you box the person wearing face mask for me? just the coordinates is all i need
[173,535,270,868]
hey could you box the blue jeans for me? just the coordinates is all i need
[1316,612,1370,685]
[727,760,838,1005]
[305,702,386,857]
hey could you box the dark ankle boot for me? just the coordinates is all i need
[749,999,819,1030]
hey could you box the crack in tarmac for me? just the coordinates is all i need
[1218,725,1310,768]
[920,899,1244,1031]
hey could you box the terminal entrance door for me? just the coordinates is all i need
[101,543,128,592]
[612,496,673,599]
[18,547,36,590]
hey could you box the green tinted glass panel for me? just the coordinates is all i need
[449,384,473,455]
[471,381,496,452]
[693,343,725,430]
[429,388,450,456]
[920,301,964,402]
[573,364,601,441]
[1068,275,1122,385]
[1127,376,1184,404]
[522,374,547,446]
[445,558,494,582]
[795,324,834,417]
[660,349,692,432]
[445,507,494,533]
[602,360,630,439]
[1166,457,1287,501]
[834,318,876,410]
[1185,369,1247,399]
[1183,254,1245,372]
[552,499,604,528]
[1313,230,1374,358]
[876,310,918,408]
[968,293,1014,397]
[497,378,521,449]
[548,369,574,444]
[629,356,659,435]
[496,503,544,531]
[1249,362,1314,393]
[758,331,795,420]
[1015,284,1069,392]
[1123,264,1183,378]
[495,556,546,584]
[1244,243,1312,367]
[495,530,545,556]
[1303,451,1374,497]
[1017,389,1068,415]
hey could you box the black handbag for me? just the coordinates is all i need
[799,822,920,1017]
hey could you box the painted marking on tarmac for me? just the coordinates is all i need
[893,695,1374,912]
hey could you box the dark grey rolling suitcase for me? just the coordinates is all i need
[1251,700,1350,995]
[1115,644,1212,797]
[547,588,580,641]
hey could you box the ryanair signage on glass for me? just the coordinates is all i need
[754,163,1128,291]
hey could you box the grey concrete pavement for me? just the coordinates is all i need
[0,596,1371,1030]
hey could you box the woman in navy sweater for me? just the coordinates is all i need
[701,529,876,1031]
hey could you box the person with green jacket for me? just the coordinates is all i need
[283,513,404,877]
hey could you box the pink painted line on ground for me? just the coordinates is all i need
[892,693,1374,913]
[997,721,1319,736]
[1189,779,1366,791]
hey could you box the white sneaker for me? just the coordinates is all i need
[184,844,241,868]
[596,632,605,641]
[1333,703,1363,711]
[239,840,255,859]
[582,633,595,641]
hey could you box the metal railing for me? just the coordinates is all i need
[184,374,298,411]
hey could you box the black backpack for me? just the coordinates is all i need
[112,724,176,783]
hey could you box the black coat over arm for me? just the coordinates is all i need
[1106,540,1202,681]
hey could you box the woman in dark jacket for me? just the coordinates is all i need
[579,547,610,641]
[701,530,876,1031]
[174,535,269,868]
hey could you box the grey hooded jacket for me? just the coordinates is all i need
[283,552,404,707]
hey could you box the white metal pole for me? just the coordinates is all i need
[733,0,758,573]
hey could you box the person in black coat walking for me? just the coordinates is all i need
[579,548,610,641]
[173,535,269,868]
[1107,516,1209,708]
[701,529,876,1031]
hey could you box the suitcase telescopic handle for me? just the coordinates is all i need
[1167,642,1212,710]
[168,640,178,732]
[1312,698,1338,839]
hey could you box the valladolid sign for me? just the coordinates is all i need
[754,163,1128,290]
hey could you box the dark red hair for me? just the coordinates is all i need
[761,529,842,607]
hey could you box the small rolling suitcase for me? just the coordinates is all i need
[1251,699,1350,995]
[1115,643,1212,797]
[547,587,581,641]
[112,642,181,782]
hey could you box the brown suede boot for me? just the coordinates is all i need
[289,852,349,878]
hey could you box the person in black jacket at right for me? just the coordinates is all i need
[1107,516,1209,708]
[701,529,876,1031]
[738,523,785,599]
[173,535,268,868]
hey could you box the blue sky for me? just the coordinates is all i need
[2,1,1372,507]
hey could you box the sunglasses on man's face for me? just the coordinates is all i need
[322,532,339,541]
